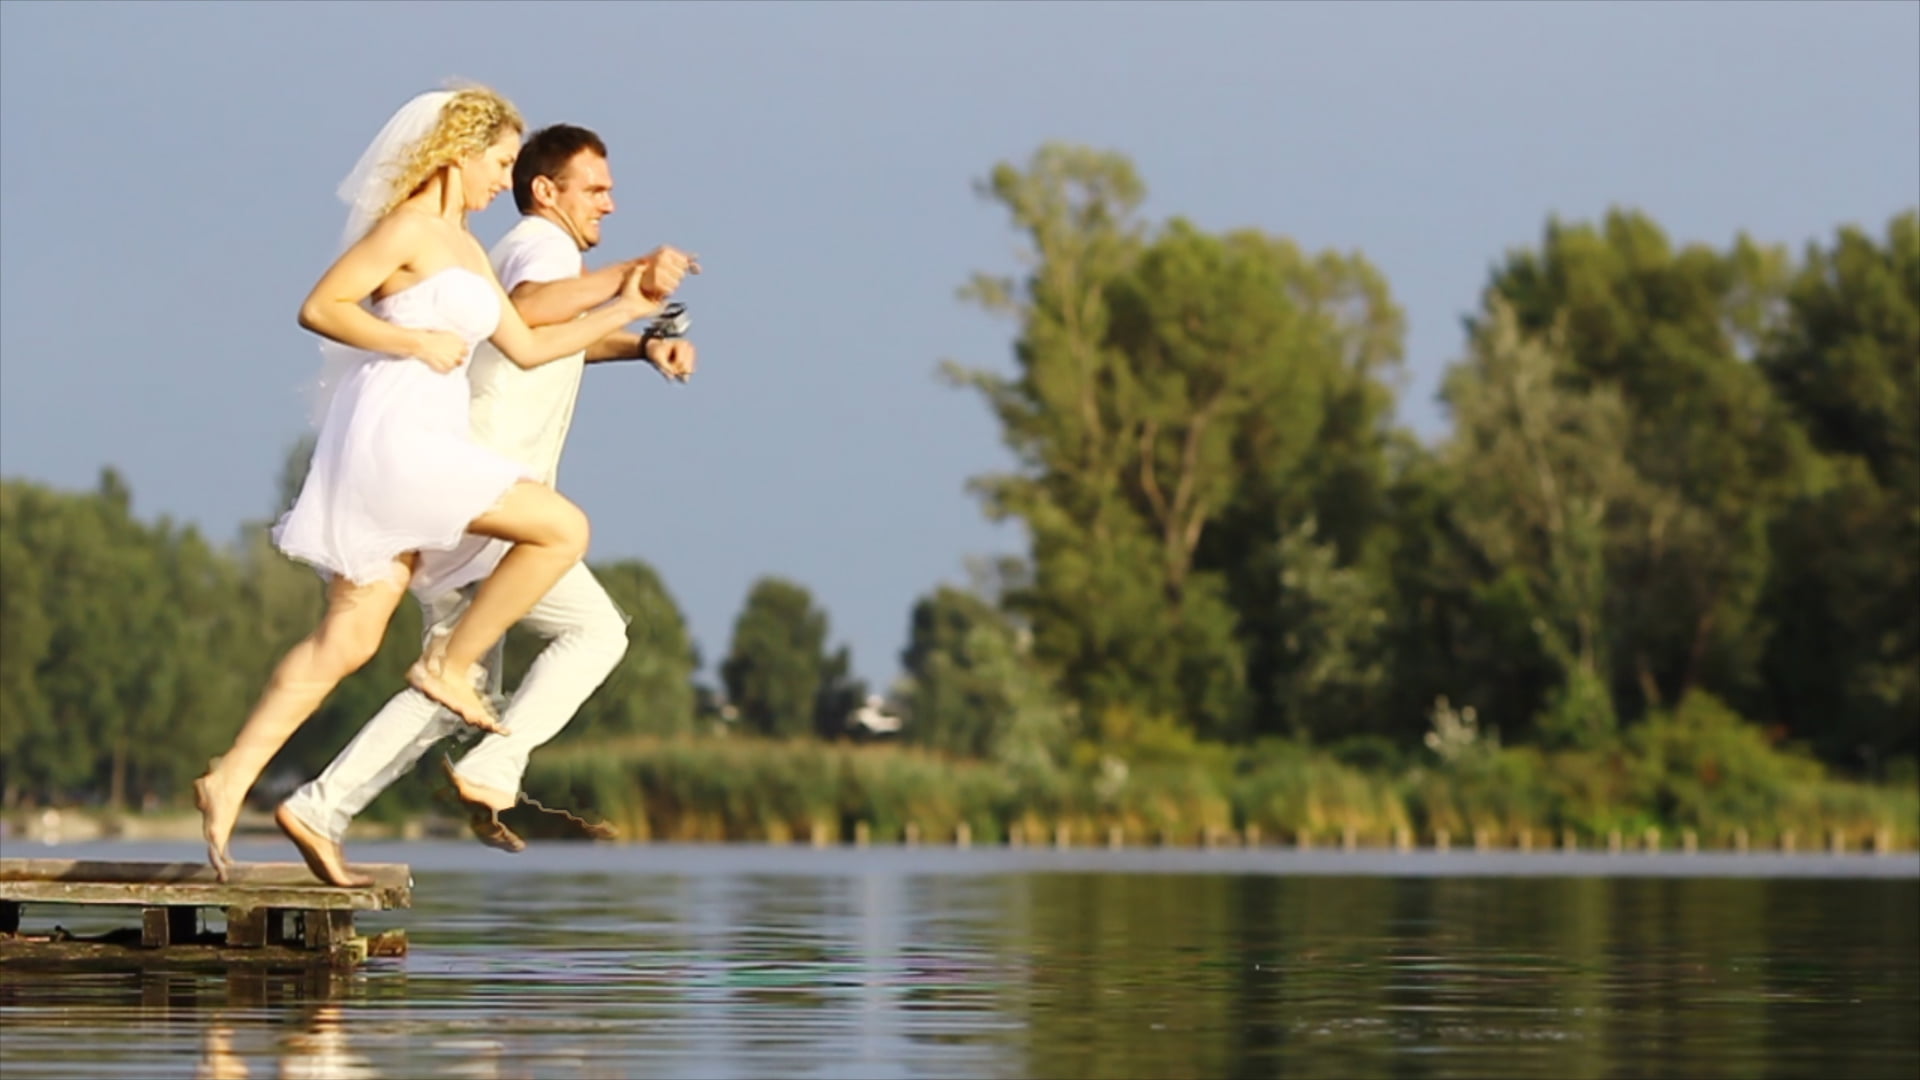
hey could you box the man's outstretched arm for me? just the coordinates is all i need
[586,333,696,381]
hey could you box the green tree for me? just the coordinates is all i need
[0,472,259,807]
[719,576,844,739]
[942,143,1165,728]
[946,144,1405,742]
[1437,297,1649,747]
[1484,209,1816,718]
[1757,211,1920,768]
[0,488,55,804]
[898,584,1069,768]
[812,643,869,742]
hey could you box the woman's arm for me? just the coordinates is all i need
[297,213,462,368]
[510,261,642,327]
[487,263,654,369]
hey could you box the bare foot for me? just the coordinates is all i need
[193,770,240,882]
[274,804,372,888]
[441,756,525,853]
[408,655,509,735]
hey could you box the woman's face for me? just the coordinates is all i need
[459,128,522,212]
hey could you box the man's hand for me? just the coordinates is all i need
[636,245,699,302]
[644,337,697,383]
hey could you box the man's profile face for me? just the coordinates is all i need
[547,150,615,250]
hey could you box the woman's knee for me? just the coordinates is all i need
[549,498,590,562]
[312,616,387,676]
[333,631,385,676]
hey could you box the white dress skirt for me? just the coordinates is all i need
[274,267,523,599]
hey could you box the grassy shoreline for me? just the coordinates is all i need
[517,722,1920,852]
[10,696,1913,853]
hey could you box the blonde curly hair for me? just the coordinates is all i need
[379,84,524,217]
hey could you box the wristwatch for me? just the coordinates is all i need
[637,302,690,356]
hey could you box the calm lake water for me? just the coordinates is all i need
[1,840,1916,1079]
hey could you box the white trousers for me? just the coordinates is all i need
[282,561,628,842]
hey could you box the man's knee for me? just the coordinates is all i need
[575,612,629,677]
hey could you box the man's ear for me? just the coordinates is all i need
[532,175,558,209]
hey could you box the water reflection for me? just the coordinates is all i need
[0,846,1914,1079]
[193,1004,374,1080]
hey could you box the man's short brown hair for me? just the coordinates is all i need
[512,124,609,214]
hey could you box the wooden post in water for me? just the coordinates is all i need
[955,822,972,849]
[1781,829,1797,854]
[1643,827,1661,853]
[225,906,266,948]
[301,909,354,952]
[1517,829,1533,853]
[140,906,197,949]
[1828,828,1846,855]
[1053,824,1071,850]
[1472,827,1491,853]
[1341,825,1357,852]
[1009,823,1026,849]
[810,822,830,849]
[1872,828,1893,856]
[1607,830,1622,854]
[1434,829,1450,853]
[1393,826,1412,853]
[903,822,920,847]
[1244,824,1262,849]
[854,821,871,848]
[1561,828,1578,852]
[1682,829,1698,854]
[1733,827,1749,854]
[1296,828,1314,851]
[1106,825,1124,851]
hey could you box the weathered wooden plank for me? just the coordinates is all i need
[0,934,373,971]
[0,860,410,911]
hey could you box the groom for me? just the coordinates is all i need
[275,123,697,885]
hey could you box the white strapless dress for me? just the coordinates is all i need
[274,268,525,599]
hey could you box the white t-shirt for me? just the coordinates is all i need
[467,215,587,487]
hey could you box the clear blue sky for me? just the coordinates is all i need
[3,0,1916,691]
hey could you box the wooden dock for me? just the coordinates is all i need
[0,859,411,971]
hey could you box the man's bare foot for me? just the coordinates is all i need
[274,804,373,888]
[193,769,240,882]
[408,655,508,736]
[440,756,525,853]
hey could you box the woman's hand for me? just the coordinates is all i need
[409,329,469,373]
[619,263,658,319]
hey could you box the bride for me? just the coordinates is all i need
[194,84,665,880]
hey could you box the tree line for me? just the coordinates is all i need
[1,142,1913,812]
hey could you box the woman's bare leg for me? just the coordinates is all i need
[408,482,588,734]
[196,563,411,880]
